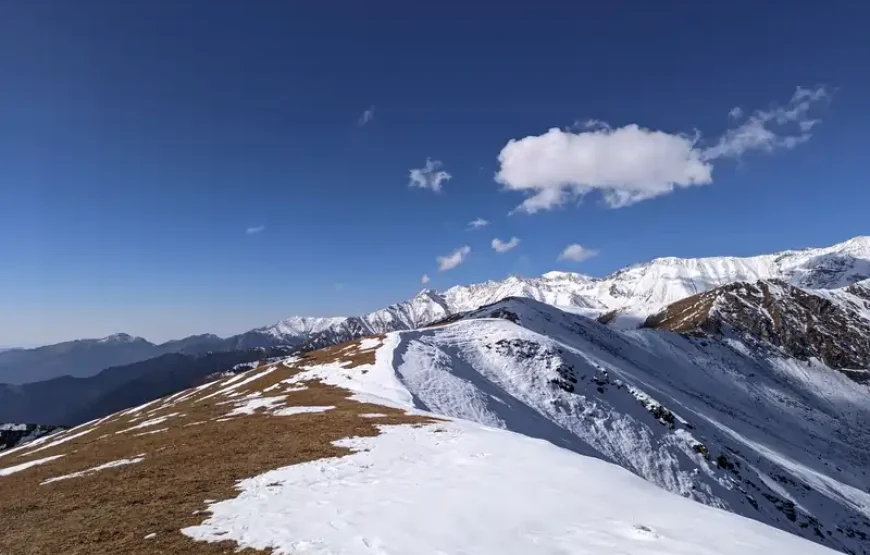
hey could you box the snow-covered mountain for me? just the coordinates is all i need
[288,297,870,553]
[441,235,870,318]
[248,236,870,348]
[4,237,868,387]
[2,311,859,554]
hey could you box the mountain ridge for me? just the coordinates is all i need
[4,296,866,553]
[3,236,869,385]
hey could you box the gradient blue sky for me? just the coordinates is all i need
[1,1,868,345]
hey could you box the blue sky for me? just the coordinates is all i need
[1,1,868,345]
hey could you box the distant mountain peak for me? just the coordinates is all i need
[98,333,145,344]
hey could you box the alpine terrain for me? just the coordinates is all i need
[1,237,869,555]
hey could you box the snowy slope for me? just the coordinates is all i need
[185,418,837,555]
[1,348,841,555]
[285,297,870,554]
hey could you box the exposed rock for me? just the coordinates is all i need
[644,280,870,381]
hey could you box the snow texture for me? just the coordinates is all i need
[272,406,334,417]
[226,396,286,416]
[280,296,870,553]
[115,413,180,434]
[41,455,145,484]
[184,421,835,555]
[0,454,66,476]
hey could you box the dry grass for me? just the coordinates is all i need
[0,338,434,555]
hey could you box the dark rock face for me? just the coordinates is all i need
[645,280,870,381]
[847,280,870,303]
[0,424,65,451]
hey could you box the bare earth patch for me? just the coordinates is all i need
[0,337,434,555]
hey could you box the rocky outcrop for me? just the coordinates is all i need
[644,280,870,381]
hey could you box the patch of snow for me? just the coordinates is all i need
[144,533,157,540]
[121,397,164,416]
[292,333,415,409]
[227,396,286,416]
[0,454,66,477]
[41,455,145,484]
[132,427,169,437]
[273,406,334,417]
[197,366,276,402]
[183,421,832,555]
[360,413,388,418]
[20,428,95,456]
[115,413,180,434]
[358,337,382,350]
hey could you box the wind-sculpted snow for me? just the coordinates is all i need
[289,297,870,554]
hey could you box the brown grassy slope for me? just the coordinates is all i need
[0,337,434,555]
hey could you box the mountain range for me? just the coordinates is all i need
[2,235,870,554]
[2,291,868,553]
[3,236,868,386]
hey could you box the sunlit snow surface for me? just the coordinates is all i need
[0,454,66,476]
[41,455,145,484]
[184,420,835,555]
[260,297,870,553]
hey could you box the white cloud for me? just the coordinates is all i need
[246,225,265,235]
[467,218,489,230]
[421,274,430,285]
[358,106,375,127]
[409,158,452,193]
[491,237,520,253]
[558,244,597,262]
[728,107,743,120]
[497,86,829,213]
[497,125,712,213]
[437,246,470,271]
[703,85,829,160]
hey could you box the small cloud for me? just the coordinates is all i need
[568,119,611,132]
[358,106,375,127]
[558,244,598,262]
[409,158,452,193]
[703,85,830,160]
[728,106,743,120]
[799,119,820,132]
[334,283,345,291]
[467,218,489,230]
[491,237,520,253]
[246,225,265,235]
[421,274,430,284]
[437,245,471,271]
